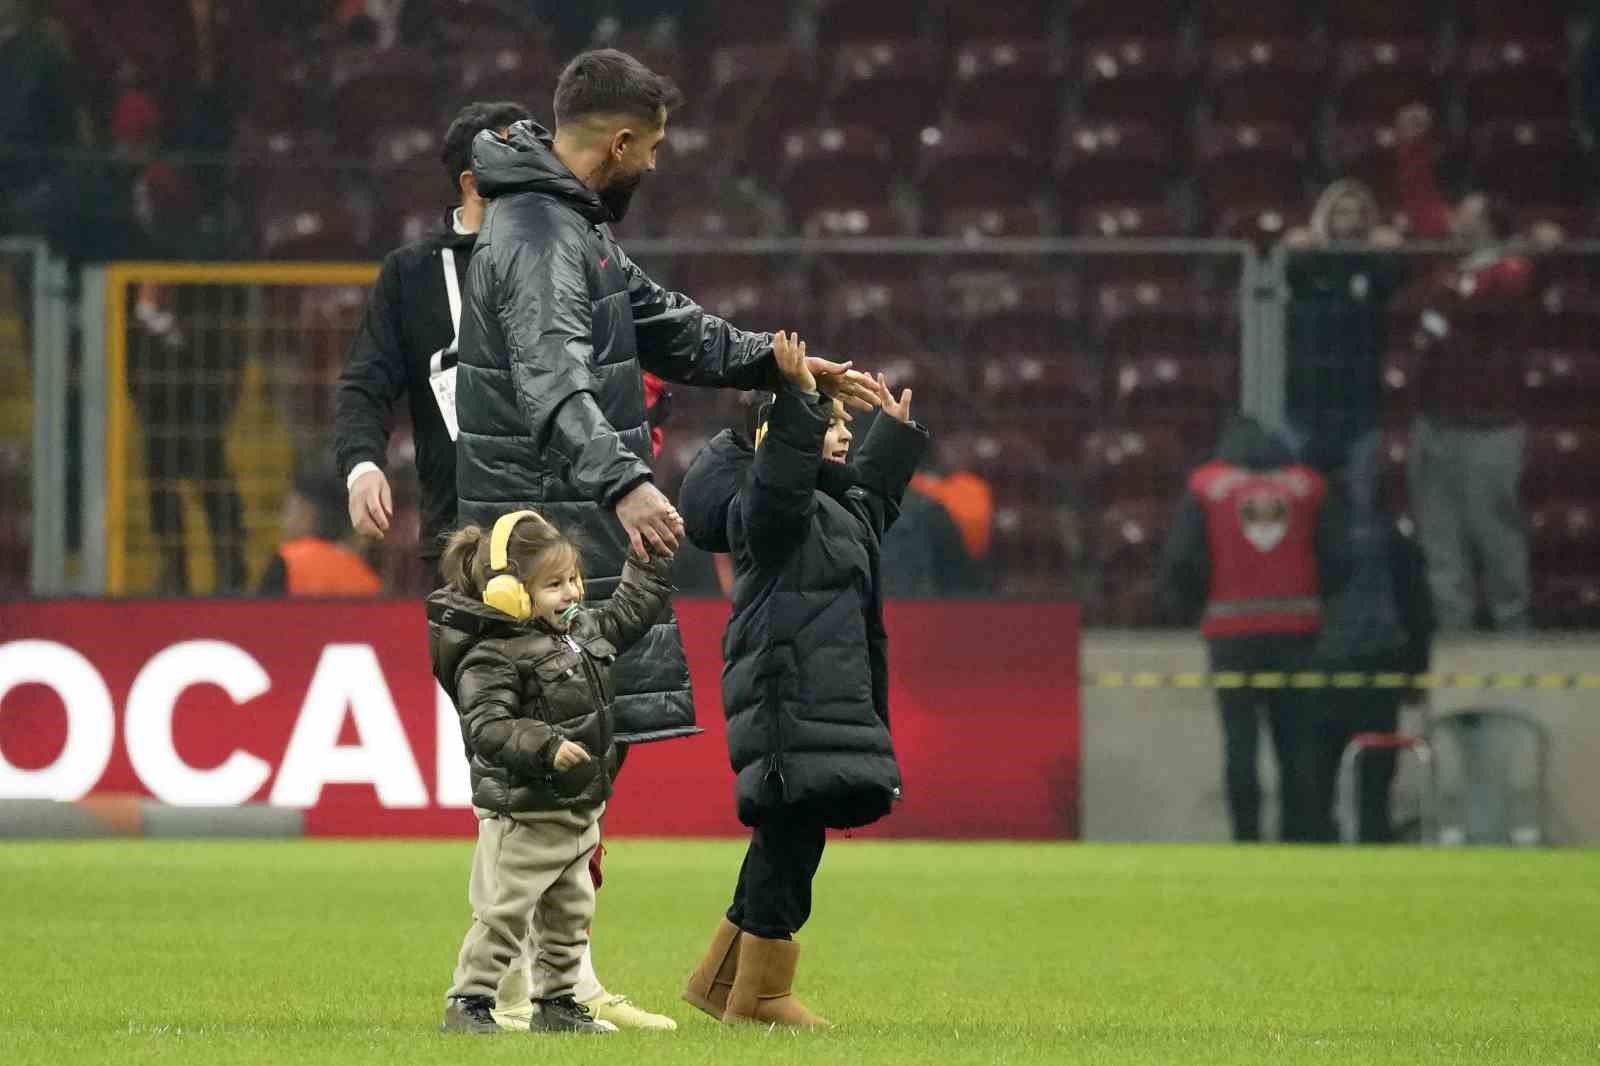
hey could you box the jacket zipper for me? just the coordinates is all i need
[764,671,789,802]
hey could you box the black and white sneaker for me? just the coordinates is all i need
[440,995,501,1034]
[529,995,616,1034]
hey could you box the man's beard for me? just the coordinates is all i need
[600,169,644,223]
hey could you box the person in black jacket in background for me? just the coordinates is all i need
[678,333,927,1028]
[336,100,530,577]
[1300,433,1435,843]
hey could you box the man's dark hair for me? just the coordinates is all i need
[553,49,683,129]
[441,100,531,196]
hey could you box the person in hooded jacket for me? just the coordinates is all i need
[454,49,877,754]
[677,333,928,1028]
[1162,416,1350,842]
[428,509,673,1035]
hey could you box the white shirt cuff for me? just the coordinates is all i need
[346,462,381,491]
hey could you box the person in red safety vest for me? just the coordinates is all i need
[1162,416,1350,842]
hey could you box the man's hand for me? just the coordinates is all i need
[614,480,683,561]
[809,356,880,412]
[348,468,392,541]
[876,372,913,423]
[553,740,593,771]
[772,330,816,391]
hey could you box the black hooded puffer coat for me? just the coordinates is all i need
[679,386,929,828]
[455,119,778,743]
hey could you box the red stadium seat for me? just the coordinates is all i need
[1072,201,1187,237]
[1533,574,1600,628]
[823,277,935,353]
[947,39,1065,138]
[1112,355,1236,424]
[1069,0,1182,38]
[936,429,1060,497]
[700,0,799,43]
[1529,499,1600,570]
[935,269,1080,348]
[976,354,1101,420]
[778,125,895,229]
[1334,39,1449,123]
[1529,268,1600,348]
[1463,39,1571,123]
[938,204,1053,239]
[1325,0,1444,40]
[369,125,439,174]
[1459,0,1574,39]
[1470,120,1590,208]
[1524,425,1600,505]
[915,122,1043,231]
[1194,122,1310,217]
[1206,38,1329,126]
[1324,122,1407,207]
[1523,350,1600,420]
[991,503,1080,591]
[1057,120,1174,207]
[1196,0,1306,38]
[825,40,943,146]
[867,354,975,418]
[456,43,556,105]
[1094,278,1235,354]
[801,204,904,238]
[1214,202,1307,245]
[706,45,821,172]
[815,0,932,44]
[330,49,442,151]
[1075,36,1194,129]
[660,124,728,183]
[950,0,1058,38]
[1081,425,1192,504]
[658,196,772,240]
[243,43,326,129]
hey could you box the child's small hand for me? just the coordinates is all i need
[773,330,817,392]
[553,741,592,771]
[876,373,913,423]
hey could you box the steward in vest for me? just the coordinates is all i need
[1161,416,1350,842]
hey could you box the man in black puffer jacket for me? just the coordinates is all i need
[677,335,927,1029]
[456,49,875,745]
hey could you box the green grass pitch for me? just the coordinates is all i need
[2,839,1597,1064]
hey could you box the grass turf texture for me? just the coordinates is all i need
[2,840,1597,1065]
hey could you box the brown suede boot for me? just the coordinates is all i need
[720,934,831,1028]
[681,918,742,1020]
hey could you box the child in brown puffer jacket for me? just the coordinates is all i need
[427,509,672,1036]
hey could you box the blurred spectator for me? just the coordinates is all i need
[881,459,993,597]
[1283,181,1405,469]
[0,0,82,234]
[1161,416,1349,842]
[128,281,249,594]
[258,467,383,597]
[1300,432,1435,843]
[1396,103,1535,632]
[108,89,195,256]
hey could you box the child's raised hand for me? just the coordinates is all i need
[553,740,592,771]
[772,330,817,392]
[876,373,913,423]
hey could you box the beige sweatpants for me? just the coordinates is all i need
[448,805,602,1003]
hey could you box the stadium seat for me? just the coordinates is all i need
[1524,350,1600,420]
[1112,355,1236,424]
[915,122,1043,232]
[369,125,439,174]
[866,353,975,419]
[1094,278,1235,354]
[700,0,799,43]
[1325,0,1444,40]
[1529,499,1600,571]
[1072,201,1187,237]
[1529,267,1600,348]
[1075,36,1194,130]
[1057,120,1173,208]
[259,188,361,260]
[1533,574,1600,628]
[1194,121,1310,220]
[330,49,443,152]
[825,40,943,147]
[801,203,905,238]
[1323,122,1407,207]
[1195,0,1306,38]
[243,43,326,129]
[950,0,1058,39]
[1206,38,1328,126]
[815,0,932,44]
[936,429,1061,498]
[658,195,773,240]
[976,353,1101,420]
[1463,39,1572,124]
[939,204,1053,239]
[456,42,556,105]
[1214,202,1307,245]
[435,0,545,48]
[1334,39,1449,123]
[822,276,936,353]
[706,45,820,173]
[1068,0,1182,38]
[778,125,895,217]
[1459,0,1575,39]
[1524,425,1600,505]
[1381,348,1420,422]
[1092,497,1172,625]
[1470,120,1590,208]
[376,168,450,249]
[990,502,1080,592]
[1080,425,1192,504]
[659,124,728,184]
[935,269,1080,352]
[947,39,1065,139]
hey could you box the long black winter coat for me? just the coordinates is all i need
[455,120,779,743]
[427,556,673,815]
[679,386,929,829]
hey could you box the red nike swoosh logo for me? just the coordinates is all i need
[599,256,610,268]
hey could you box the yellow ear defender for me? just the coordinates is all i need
[482,510,540,619]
